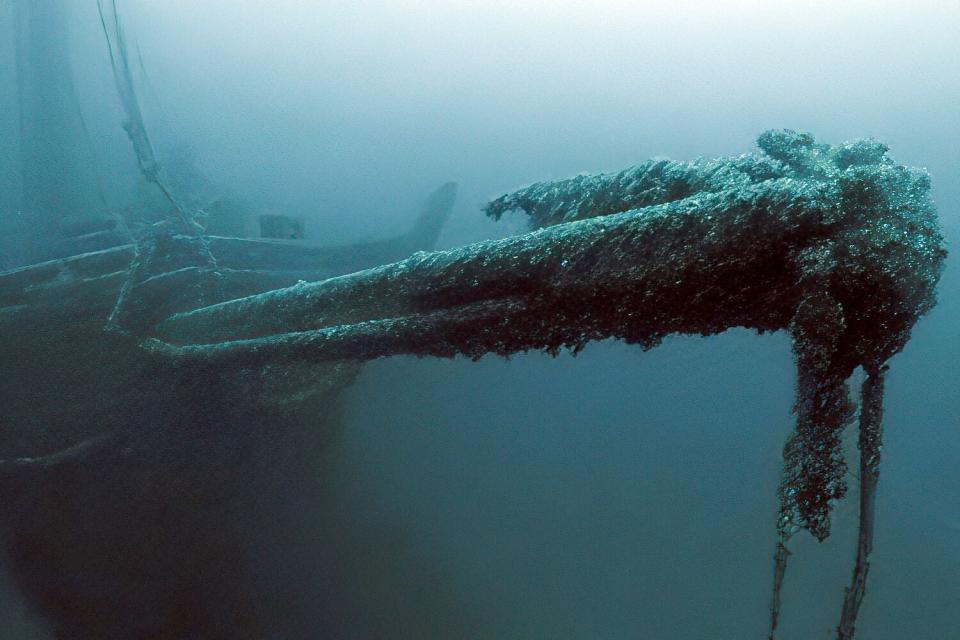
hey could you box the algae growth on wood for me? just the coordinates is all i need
[148,130,945,638]
[0,131,945,639]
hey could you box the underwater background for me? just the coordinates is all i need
[0,1,957,638]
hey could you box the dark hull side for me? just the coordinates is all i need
[0,184,456,637]
[0,241,359,638]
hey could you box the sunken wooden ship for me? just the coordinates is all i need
[0,130,947,640]
[0,3,946,639]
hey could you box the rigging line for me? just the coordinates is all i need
[95,0,217,268]
[97,0,219,332]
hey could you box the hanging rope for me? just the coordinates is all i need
[96,0,219,332]
[95,0,216,260]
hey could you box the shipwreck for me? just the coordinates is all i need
[0,1,946,638]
